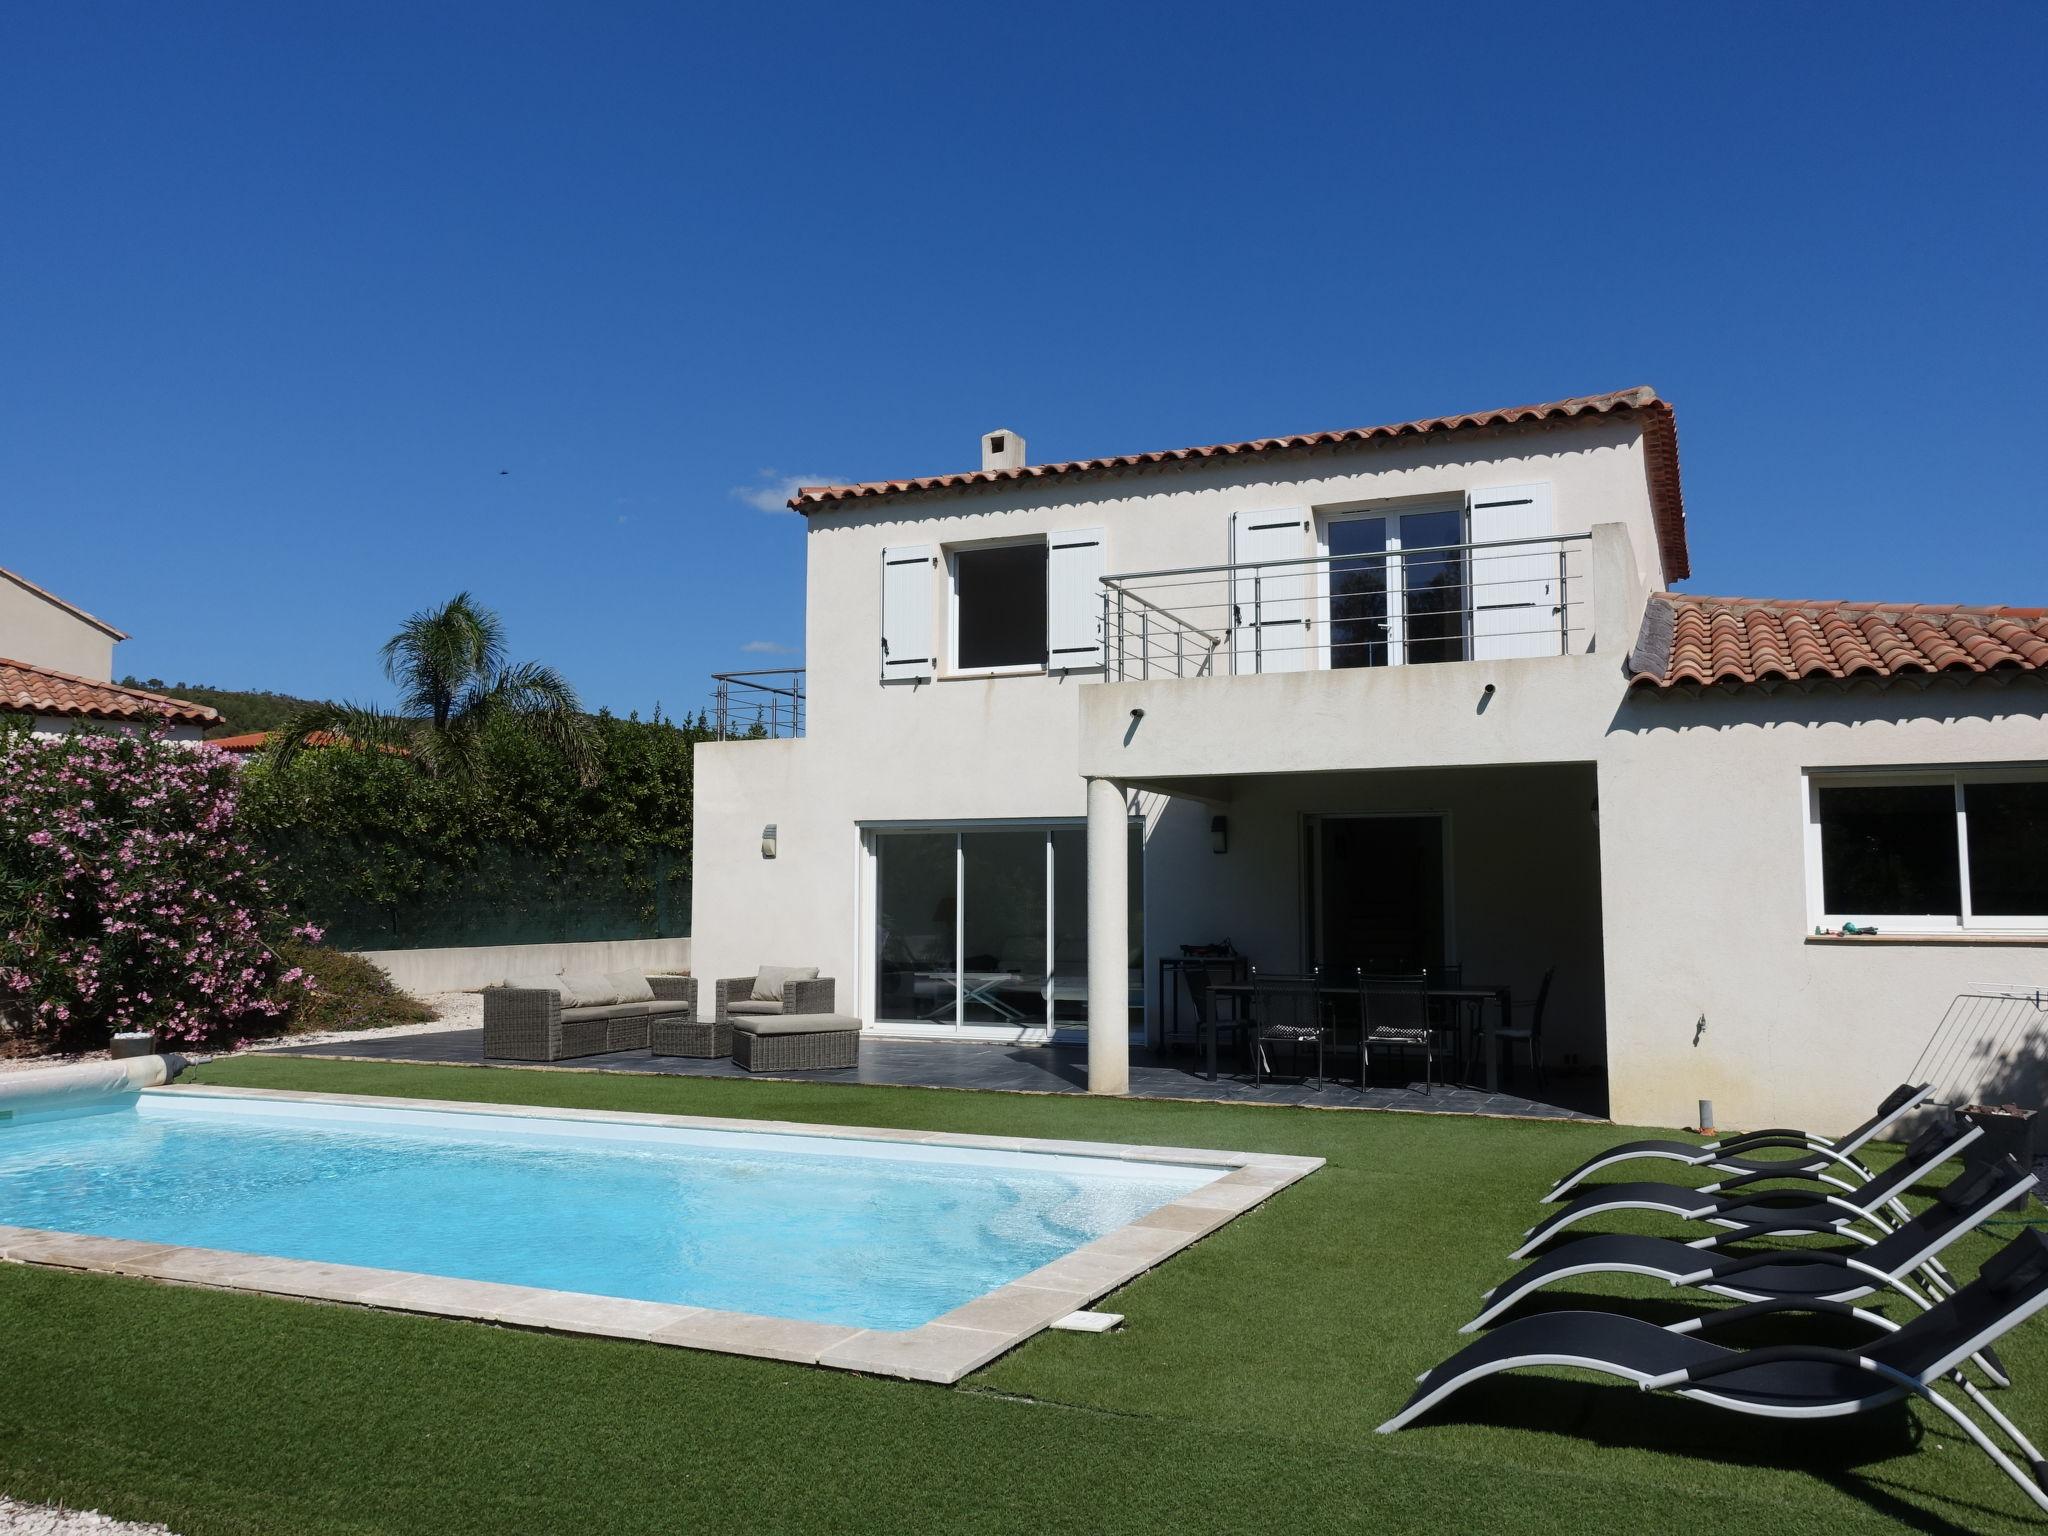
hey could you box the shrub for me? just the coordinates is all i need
[261,940,437,1035]
[240,710,704,949]
[0,727,314,1052]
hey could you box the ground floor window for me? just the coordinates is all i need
[871,822,1142,1035]
[1807,769,2048,931]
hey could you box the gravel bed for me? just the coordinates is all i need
[1,993,481,1075]
[0,1495,176,1536]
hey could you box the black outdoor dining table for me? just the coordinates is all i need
[1205,982,1514,1091]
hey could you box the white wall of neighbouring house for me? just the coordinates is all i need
[1596,681,2048,1136]
[24,716,207,743]
[0,575,120,680]
[692,417,1668,1015]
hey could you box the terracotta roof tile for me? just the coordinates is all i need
[0,658,220,725]
[794,386,1691,583]
[1628,595,2048,692]
[210,728,403,756]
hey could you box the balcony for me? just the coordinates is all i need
[710,668,805,739]
[1098,533,1592,682]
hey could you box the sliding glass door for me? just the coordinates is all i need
[871,822,1142,1039]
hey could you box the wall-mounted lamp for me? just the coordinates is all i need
[1210,814,1229,855]
[1129,707,1145,720]
[760,823,778,860]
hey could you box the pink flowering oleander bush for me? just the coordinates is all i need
[0,725,316,1052]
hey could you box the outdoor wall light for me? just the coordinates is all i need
[1210,814,1228,855]
[760,824,777,860]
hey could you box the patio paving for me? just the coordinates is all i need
[256,1029,1604,1119]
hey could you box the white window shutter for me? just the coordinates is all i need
[1467,483,1558,661]
[1229,509,1312,674]
[880,544,935,682]
[1047,528,1106,670]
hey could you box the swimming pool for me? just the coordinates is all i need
[0,1084,1320,1378]
[0,1091,1217,1330]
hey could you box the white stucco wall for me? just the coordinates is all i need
[0,575,119,680]
[1597,681,2048,1134]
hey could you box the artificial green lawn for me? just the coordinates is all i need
[0,1054,2039,1535]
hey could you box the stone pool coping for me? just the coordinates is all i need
[0,1083,1323,1385]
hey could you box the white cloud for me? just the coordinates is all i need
[731,468,839,514]
[741,640,797,655]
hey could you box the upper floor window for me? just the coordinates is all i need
[879,529,1105,684]
[953,542,1046,670]
[1806,769,2048,932]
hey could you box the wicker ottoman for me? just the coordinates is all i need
[730,1013,862,1073]
[652,1017,731,1059]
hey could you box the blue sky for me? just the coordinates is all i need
[3,3,2042,716]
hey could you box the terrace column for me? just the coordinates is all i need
[1086,776,1130,1095]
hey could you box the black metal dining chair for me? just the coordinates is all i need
[1250,966,1328,1087]
[1496,965,1554,1087]
[1184,959,1248,1067]
[1360,970,1435,1092]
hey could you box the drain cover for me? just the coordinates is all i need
[1050,1310,1123,1333]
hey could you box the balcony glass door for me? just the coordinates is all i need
[1324,507,1468,668]
[871,823,1142,1040]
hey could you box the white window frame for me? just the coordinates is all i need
[1313,501,1468,670]
[1803,766,2048,934]
[945,535,1049,678]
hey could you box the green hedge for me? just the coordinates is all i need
[240,711,705,951]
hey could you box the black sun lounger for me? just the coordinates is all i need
[1512,1116,1982,1261]
[1543,1084,1933,1203]
[1467,1153,2034,1335]
[1382,1229,2048,1515]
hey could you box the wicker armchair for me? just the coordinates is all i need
[714,974,837,1025]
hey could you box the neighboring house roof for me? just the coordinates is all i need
[0,657,220,724]
[1627,593,2048,692]
[792,386,1691,582]
[0,565,128,641]
[210,729,411,757]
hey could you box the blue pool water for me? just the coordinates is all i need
[0,1093,1221,1330]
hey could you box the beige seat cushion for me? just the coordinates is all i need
[497,972,562,994]
[725,999,784,1016]
[731,1013,862,1037]
[751,965,819,1002]
[605,971,655,1004]
[560,1002,655,1023]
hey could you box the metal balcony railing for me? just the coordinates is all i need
[710,668,805,739]
[1097,533,1591,682]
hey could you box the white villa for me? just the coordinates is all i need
[690,389,2048,1130]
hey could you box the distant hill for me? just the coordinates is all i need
[119,679,336,740]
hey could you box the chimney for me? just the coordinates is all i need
[980,428,1026,472]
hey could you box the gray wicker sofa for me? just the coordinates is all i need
[714,968,837,1027]
[483,973,698,1063]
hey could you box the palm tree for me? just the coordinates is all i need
[268,593,595,781]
